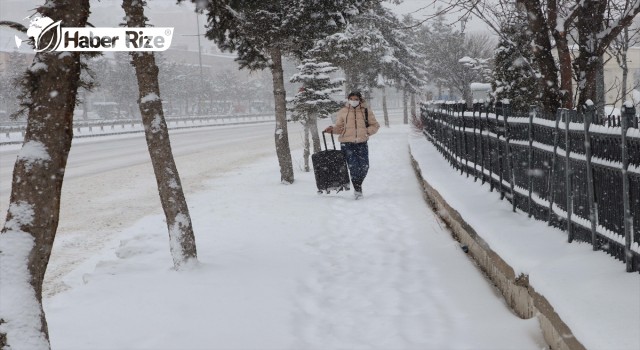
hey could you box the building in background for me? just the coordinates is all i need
[603,46,640,109]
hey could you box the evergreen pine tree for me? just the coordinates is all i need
[288,59,343,122]
[181,0,380,183]
[491,19,538,113]
[311,4,425,98]
[288,58,343,171]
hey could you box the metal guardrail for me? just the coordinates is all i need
[421,101,640,273]
[0,113,275,144]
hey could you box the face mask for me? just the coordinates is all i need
[348,100,360,108]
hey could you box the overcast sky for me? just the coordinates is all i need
[0,0,489,53]
[385,0,490,33]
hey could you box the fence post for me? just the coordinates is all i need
[548,109,562,225]
[479,101,487,185]
[438,105,445,159]
[455,102,463,171]
[433,106,440,149]
[496,101,505,200]
[442,102,449,164]
[621,103,636,272]
[527,106,536,218]
[487,101,494,192]
[454,102,464,175]
[442,105,448,157]
[446,101,454,167]
[452,102,459,170]
[503,101,516,212]
[565,109,574,243]
[461,101,469,176]
[583,103,599,250]
[472,101,479,182]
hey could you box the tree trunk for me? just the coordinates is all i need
[575,0,607,109]
[123,0,197,269]
[462,84,472,108]
[547,0,574,109]
[382,85,389,127]
[518,0,561,115]
[554,32,574,109]
[82,90,89,120]
[309,112,321,153]
[128,103,137,119]
[0,1,89,348]
[403,87,409,124]
[622,54,629,104]
[344,68,356,95]
[596,55,605,119]
[410,92,416,119]
[621,27,630,105]
[575,47,599,109]
[269,47,294,183]
[165,96,171,116]
[303,121,310,172]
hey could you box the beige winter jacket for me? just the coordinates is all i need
[332,104,380,143]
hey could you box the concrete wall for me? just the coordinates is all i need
[409,152,587,350]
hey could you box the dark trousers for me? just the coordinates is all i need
[341,142,369,188]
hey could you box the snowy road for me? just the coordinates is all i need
[2,119,546,349]
[0,122,307,296]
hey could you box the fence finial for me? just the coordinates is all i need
[621,103,636,127]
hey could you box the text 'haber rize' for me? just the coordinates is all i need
[64,31,166,49]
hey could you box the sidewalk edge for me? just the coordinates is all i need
[409,151,586,350]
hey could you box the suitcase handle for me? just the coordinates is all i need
[322,131,337,150]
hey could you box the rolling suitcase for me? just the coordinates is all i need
[312,132,351,194]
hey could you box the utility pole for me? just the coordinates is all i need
[181,12,206,114]
[196,12,204,81]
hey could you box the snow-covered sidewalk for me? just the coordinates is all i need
[409,131,640,350]
[44,126,545,349]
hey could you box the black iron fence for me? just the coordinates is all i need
[421,101,640,272]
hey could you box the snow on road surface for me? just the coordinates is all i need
[2,117,545,349]
[0,118,548,349]
[0,123,301,297]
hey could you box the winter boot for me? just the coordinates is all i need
[353,183,363,199]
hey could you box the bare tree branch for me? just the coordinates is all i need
[598,0,640,54]
[0,21,27,33]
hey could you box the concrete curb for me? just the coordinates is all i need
[409,151,586,350]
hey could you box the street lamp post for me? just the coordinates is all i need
[181,12,206,114]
